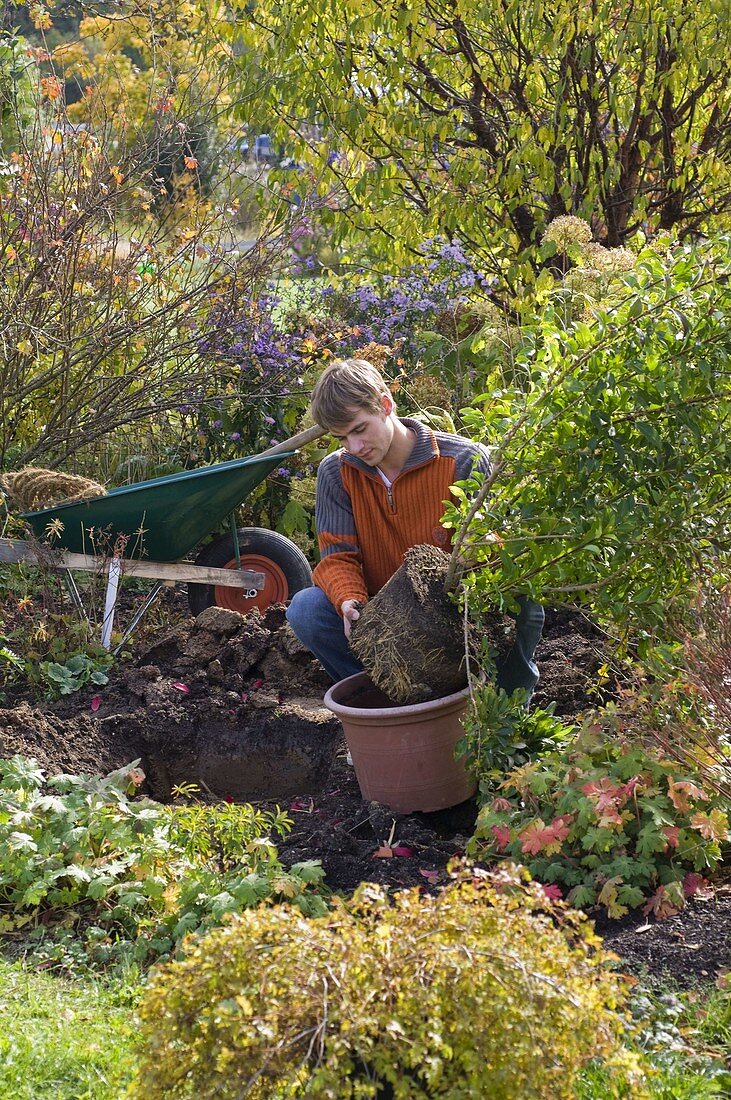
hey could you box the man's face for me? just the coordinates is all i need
[332,397,394,466]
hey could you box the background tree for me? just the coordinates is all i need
[0,1,302,474]
[228,0,731,291]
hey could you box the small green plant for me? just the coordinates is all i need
[0,756,328,968]
[38,651,112,697]
[458,682,576,793]
[468,719,730,918]
[0,643,24,702]
[130,865,642,1099]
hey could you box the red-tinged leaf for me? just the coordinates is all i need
[172,681,190,694]
[519,818,550,855]
[682,871,707,897]
[540,883,563,901]
[662,825,680,849]
[420,869,439,883]
[90,695,101,712]
[373,845,394,859]
[241,692,249,703]
[252,678,264,689]
[491,823,511,851]
[223,795,234,804]
[392,845,414,857]
[667,778,709,812]
[642,882,685,920]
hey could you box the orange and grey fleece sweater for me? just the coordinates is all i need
[312,417,492,613]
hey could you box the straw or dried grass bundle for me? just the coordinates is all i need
[0,467,106,512]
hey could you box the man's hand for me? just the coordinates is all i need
[341,599,361,639]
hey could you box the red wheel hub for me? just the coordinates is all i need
[213,554,289,614]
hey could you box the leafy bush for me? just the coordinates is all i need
[0,757,327,967]
[457,681,576,794]
[443,235,731,647]
[467,721,730,919]
[130,866,642,1099]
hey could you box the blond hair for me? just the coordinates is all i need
[310,358,391,430]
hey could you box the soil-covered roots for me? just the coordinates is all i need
[349,544,469,704]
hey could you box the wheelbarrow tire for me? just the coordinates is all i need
[187,527,312,617]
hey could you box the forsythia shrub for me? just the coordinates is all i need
[468,722,730,919]
[130,866,643,1099]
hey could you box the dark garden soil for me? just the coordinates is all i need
[1,596,729,987]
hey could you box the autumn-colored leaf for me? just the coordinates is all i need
[183,156,199,170]
[172,681,190,694]
[682,871,707,898]
[667,778,708,812]
[689,808,729,842]
[597,877,629,919]
[391,845,414,857]
[491,823,511,851]
[373,845,394,859]
[90,695,101,712]
[642,882,685,920]
[519,818,549,855]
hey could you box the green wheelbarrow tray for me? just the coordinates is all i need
[20,452,295,563]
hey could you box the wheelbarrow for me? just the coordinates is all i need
[0,425,324,652]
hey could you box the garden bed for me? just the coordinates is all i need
[1,598,729,986]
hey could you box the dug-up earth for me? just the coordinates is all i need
[1,599,729,987]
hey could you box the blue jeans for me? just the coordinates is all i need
[286,587,544,700]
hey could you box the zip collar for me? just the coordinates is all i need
[339,417,438,477]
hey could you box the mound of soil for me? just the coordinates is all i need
[1,599,729,986]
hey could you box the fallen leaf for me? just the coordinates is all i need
[420,869,439,883]
[391,845,414,857]
[90,695,101,712]
[373,845,394,858]
[172,682,190,694]
[634,923,653,934]
[252,679,264,689]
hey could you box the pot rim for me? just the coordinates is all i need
[324,671,471,720]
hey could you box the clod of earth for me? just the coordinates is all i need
[348,544,512,705]
[348,544,468,704]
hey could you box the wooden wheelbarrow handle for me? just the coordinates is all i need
[257,423,326,457]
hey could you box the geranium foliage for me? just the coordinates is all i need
[467,721,730,919]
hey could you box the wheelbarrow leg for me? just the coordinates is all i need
[101,557,123,650]
[62,570,89,623]
[111,581,165,656]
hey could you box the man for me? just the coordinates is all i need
[286,358,544,697]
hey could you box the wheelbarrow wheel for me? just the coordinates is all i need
[187,528,312,617]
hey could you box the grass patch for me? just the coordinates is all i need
[0,958,139,1100]
[577,983,731,1099]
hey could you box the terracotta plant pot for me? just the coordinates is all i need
[324,672,476,814]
